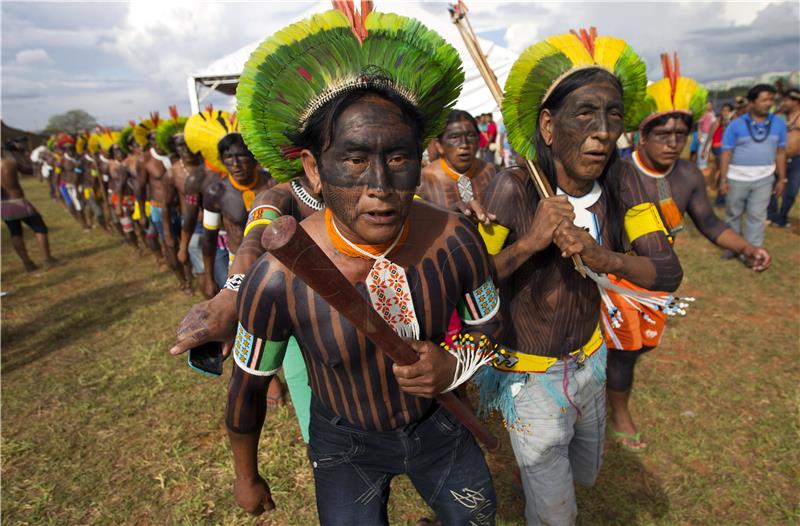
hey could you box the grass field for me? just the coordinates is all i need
[2,177,798,525]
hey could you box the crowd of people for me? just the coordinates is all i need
[2,2,797,524]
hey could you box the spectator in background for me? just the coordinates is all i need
[734,95,748,117]
[704,103,734,206]
[477,112,497,164]
[719,84,787,260]
[617,131,635,159]
[695,101,715,170]
[767,88,800,227]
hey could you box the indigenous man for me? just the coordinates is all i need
[137,113,186,282]
[154,108,194,292]
[417,109,495,212]
[200,132,275,298]
[183,108,242,297]
[76,131,105,230]
[476,29,683,525]
[126,120,162,263]
[224,5,500,524]
[170,173,324,436]
[57,133,89,229]
[1,139,57,270]
[606,54,772,452]
[121,125,157,254]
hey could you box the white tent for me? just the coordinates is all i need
[187,1,516,118]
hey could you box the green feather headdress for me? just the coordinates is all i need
[635,52,708,130]
[156,106,188,155]
[118,124,135,155]
[237,1,464,182]
[503,27,648,161]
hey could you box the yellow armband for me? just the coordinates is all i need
[477,222,510,255]
[243,205,282,237]
[624,203,670,244]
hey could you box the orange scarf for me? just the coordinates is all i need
[229,171,261,211]
[325,208,409,259]
[439,158,474,182]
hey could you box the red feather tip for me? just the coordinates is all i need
[128,120,137,128]
[570,27,598,59]
[169,105,179,121]
[149,111,160,126]
[332,0,371,44]
[205,103,214,114]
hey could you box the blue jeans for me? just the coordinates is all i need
[187,224,204,275]
[309,396,496,526]
[213,247,229,288]
[508,346,607,526]
[768,156,800,226]
[725,175,774,247]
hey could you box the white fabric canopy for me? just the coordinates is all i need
[187,1,516,118]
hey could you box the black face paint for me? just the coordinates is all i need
[221,143,256,183]
[642,117,689,171]
[440,119,479,173]
[551,79,624,184]
[318,95,420,244]
[174,135,201,164]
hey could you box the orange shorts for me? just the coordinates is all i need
[601,275,667,351]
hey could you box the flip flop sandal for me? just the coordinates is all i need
[611,430,647,452]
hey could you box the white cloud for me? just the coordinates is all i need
[15,48,53,65]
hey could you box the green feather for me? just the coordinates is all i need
[614,44,649,131]
[155,117,187,155]
[688,85,708,123]
[118,126,134,155]
[237,9,463,182]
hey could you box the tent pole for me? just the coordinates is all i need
[187,76,200,114]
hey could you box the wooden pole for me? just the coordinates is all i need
[449,1,587,276]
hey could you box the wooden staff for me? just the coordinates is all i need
[261,215,500,451]
[449,1,587,276]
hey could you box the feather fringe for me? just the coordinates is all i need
[237,9,463,182]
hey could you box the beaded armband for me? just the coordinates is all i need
[223,274,245,292]
[232,322,288,377]
[243,205,282,237]
[457,277,500,325]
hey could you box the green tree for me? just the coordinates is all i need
[42,109,97,135]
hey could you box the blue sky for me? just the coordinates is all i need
[2,1,798,131]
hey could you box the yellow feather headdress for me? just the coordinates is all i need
[133,112,161,147]
[637,52,708,130]
[503,27,648,160]
[184,106,238,174]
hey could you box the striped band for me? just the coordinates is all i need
[243,205,281,237]
[231,322,288,377]
[202,209,221,230]
[458,277,500,326]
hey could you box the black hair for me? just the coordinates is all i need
[217,133,250,159]
[437,109,479,139]
[641,112,693,137]
[747,83,776,102]
[288,73,425,164]
[534,67,625,250]
[722,103,734,111]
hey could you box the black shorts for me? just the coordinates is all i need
[4,213,48,237]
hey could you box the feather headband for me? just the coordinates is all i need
[503,27,648,161]
[156,106,188,155]
[637,52,708,131]
[236,0,464,182]
[184,107,238,174]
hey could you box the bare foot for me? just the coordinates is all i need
[267,377,286,410]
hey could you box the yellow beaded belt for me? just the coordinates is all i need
[491,324,603,373]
